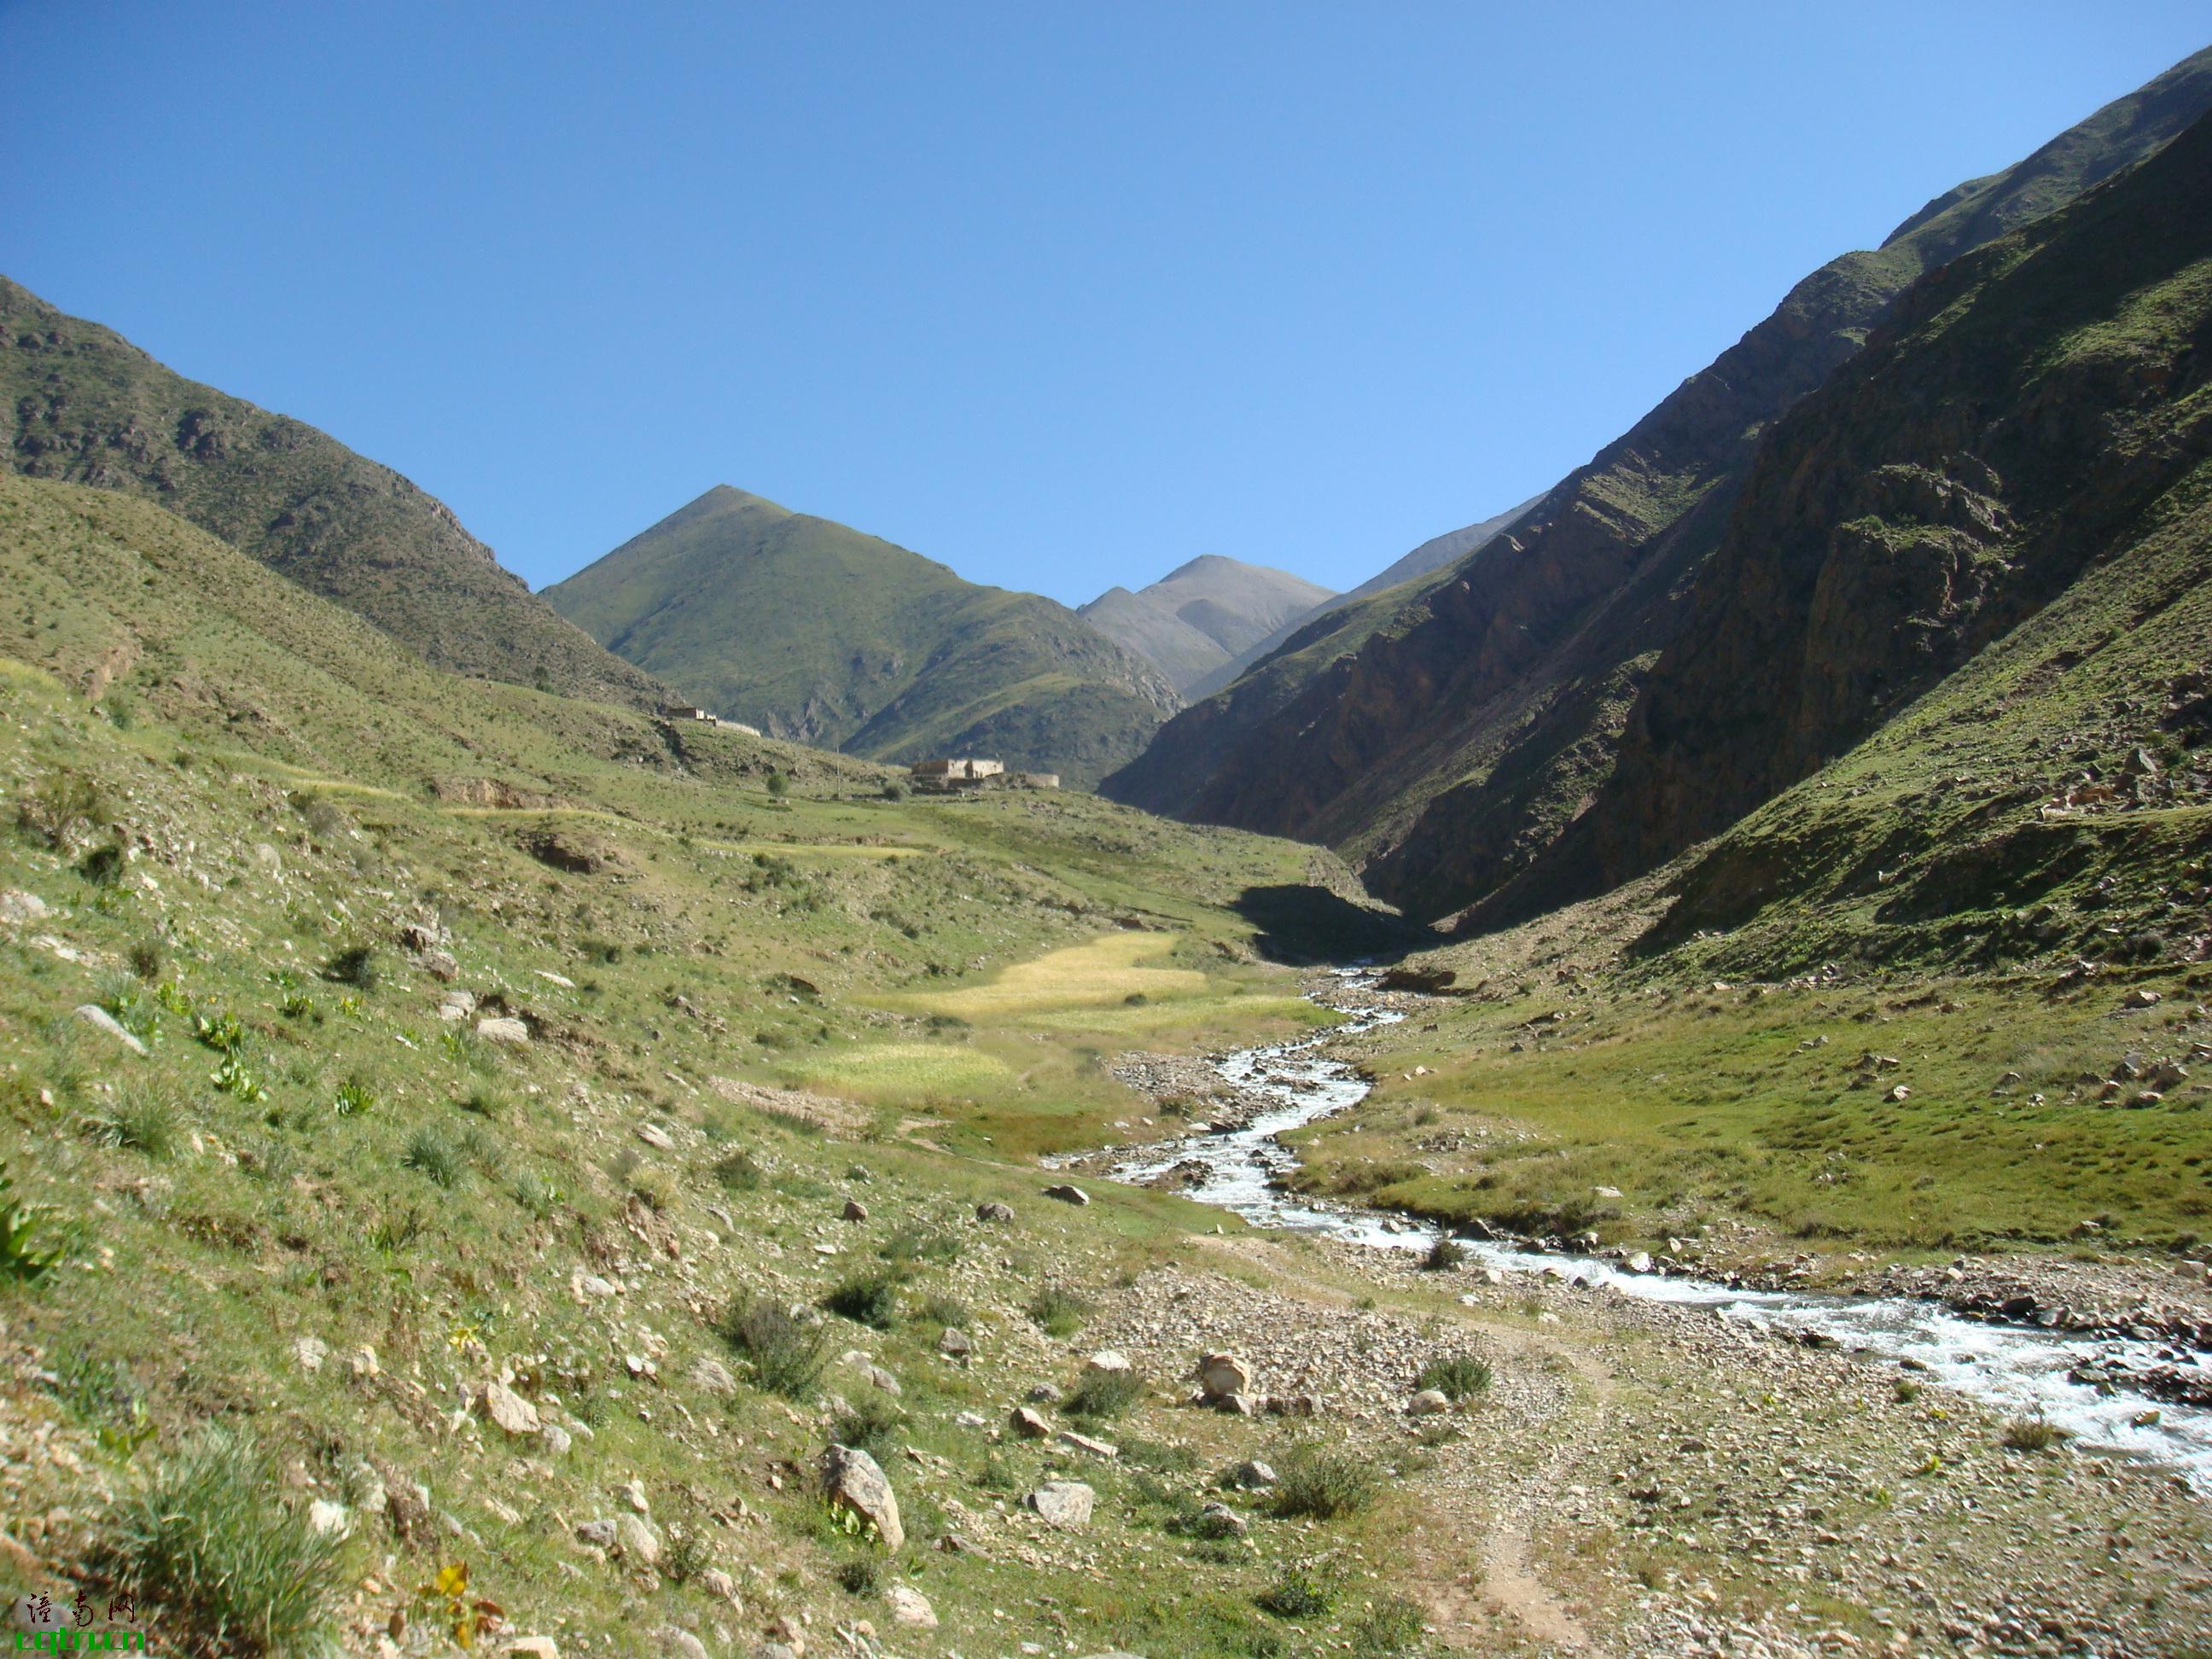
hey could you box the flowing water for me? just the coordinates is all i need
[1102,973,2212,1492]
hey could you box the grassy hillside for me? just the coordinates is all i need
[0,277,665,709]
[1080,555,1334,696]
[545,486,1180,786]
[1108,47,2212,921]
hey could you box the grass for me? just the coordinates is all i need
[98,1428,346,1656]
[2000,1416,2072,1452]
[824,1270,901,1330]
[1027,1284,1095,1336]
[1065,1365,1148,1419]
[899,932,1209,1022]
[1413,1354,1493,1402]
[80,1086,183,1158]
[400,1126,463,1187]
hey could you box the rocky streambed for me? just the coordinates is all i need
[1086,971,2212,1492]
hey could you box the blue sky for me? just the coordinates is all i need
[3,3,2206,607]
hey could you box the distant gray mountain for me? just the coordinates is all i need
[1079,554,1334,695]
[1177,498,1540,701]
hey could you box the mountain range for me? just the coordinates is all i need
[1103,44,2212,928]
[544,485,1181,786]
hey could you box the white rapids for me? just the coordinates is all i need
[1102,973,2212,1493]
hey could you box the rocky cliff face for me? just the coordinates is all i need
[0,277,670,709]
[1551,108,2212,907]
[1106,47,2212,922]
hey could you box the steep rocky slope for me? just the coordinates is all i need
[545,485,1180,785]
[1106,47,2212,918]
[0,276,667,708]
[1522,102,2212,921]
[1080,553,1334,695]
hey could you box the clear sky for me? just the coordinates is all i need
[3,4,2206,607]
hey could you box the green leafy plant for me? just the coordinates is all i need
[209,1055,265,1102]
[1256,1570,1336,1619]
[413,1560,504,1650]
[333,1077,376,1116]
[0,1161,62,1284]
[193,1010,245,1052]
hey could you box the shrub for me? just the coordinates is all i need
[723,1299,833,1399]
[128,936,166,981]
[712,1149,765,1192]
[1272,1446,1382,1520]
[323,943,378,990]
[1413,1354,1492,1401]
[294,792,349,841]
[16,768,104,850]
[824,1271,899,1330]
[82,1087,183,1159]
[1894,1378,1922,1404]
[1065,1366,1146,1419]
[2000,1415,2070,1452]
[78,841,126,886]
[880,780,908,801]
[1420,1234,1465,1272]
[1026,1284,1093,1336]
[99,1428,346,1656]
[765,771,789,799]
[1255,1570,1335,1619]
[834,1556,882,1597]
[401,1127,463,1188]
[458,1085,508,1119]
[659,1524,710,1586]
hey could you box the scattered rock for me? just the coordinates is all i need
[885,1585,937,1628]
[306,1499,349,1538]
[1085,1349,1132,1374]
[975,1201,1016,1223]
[1043,1184,1091,1206]
[539,1423,573,1457]
[292,1336,328,1373]
[690,1356,739,1394]
[1224,1459,1277,1489]
[475,1016,530,1045]
[842,1198,869,1221]
[1407,1388,1452,1416]
[480,1380,540,1436]
[1010,1406,1051,1439]
[1024,1481,1095,1527]
[0,890,52,925]
[1196,1502,1249,1539]
[938,1328,972,1359]
[2122,988,2163,1009]
[822,1445,904,1550]
[1057,1429,1119,1459]
[635,1123,677,1150]
[420,950,460,982]
[504,1640,561,1659]
[652,1628,709,1659]
[71,1004,146,1057]
[614,1513,661,1565]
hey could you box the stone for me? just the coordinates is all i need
[0,889,52,925]
[1224,1459,1277,1489]
[481,1380,540,1436]
[2122,988,2162,1009]
[1026,1382,1063,1405]
[842,1198,869,1221]
[975,1201,1016,1223]
[1196,1352,1251,1400]
[504,1641,562,1659]
[1220,1392,1258,1416]
[938,1327,972,1359]
[1407,1388,1452,1416]
[1024,1481,1094,1527]
[1085,1349,1132,1374]
[700,1566,739,1604]
[1057,1429,1119,1459]
[749,1647,800,1659]
[1010,1406,1051,1439]
[71,1004,146,1057]
[1042,1183,1090,1206]
[1196,1502,1248,1539]
[421,950,460,982]
[690,1355,739,1394]
[574,1518,618,1549]
[885,1586,937,1628]
[540,1423,573,1457]
[293,1336,328,1372]
[652,1630,710,1659]
[306,1499,350,1538]
[1626,1251,1653,1274]
[475,1016,530,1045]
[573,1271,620,1301]
[822,1444,904,1550]
[614,1512,661,1565]
[636,1123,677,1150]
[622,1478,650,1513]
[535,969,577,989]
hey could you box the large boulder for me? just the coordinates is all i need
[1196,1353,1251,1400]
[822,1444,904,1550]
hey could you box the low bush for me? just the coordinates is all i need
[724,1298,833,1399]
[1026,1284,1093,1336]
[401,1127,463,1188]
[82,1087,183,1159]
[1272,1445,1383,1520]
[1420,1234,1465,1272]
[323,943,378,990]
[824,1271,899,1330]
[2000,1415,2069,1452]
[712,1149,765,1191]
[1255,1570,1335,1619]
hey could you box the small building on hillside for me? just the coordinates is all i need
[662,703,713,721]
[910,757,1005,789]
